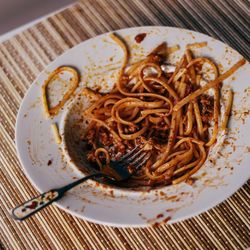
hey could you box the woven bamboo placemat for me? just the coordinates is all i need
[0,0,249,249]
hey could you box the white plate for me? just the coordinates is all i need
[16,26,250,227]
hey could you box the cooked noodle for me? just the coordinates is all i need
[51,123,62,144]
[42,66,79,117]
[58,34,245,186]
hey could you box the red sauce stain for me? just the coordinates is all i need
[218,152,223,157]
[101,183,108,189]
[166,208,175,212]
[152,222,160,227]
[163,216,171,223]
[166,195,177,201]
[156,213,164,219]
[186,178,195,185]
[135,33,147,43]
[209,158,216,165]
[27,201,38,209]
[159,191,165,196]
[47,159,52,166]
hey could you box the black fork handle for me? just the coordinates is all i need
[11,173,108,221]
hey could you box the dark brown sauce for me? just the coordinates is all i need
[135,33,147,43]
[47,159,52,166]
[156,213,164,219]
[163,216,171,223]
[27,201,38,209]
[152,222,160,227]
[109,190,114,197]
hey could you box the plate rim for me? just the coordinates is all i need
[15,25,249,227]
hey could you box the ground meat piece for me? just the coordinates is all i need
[201,113,213,123]
[185,84,193,96]
[87,151,96,162]
[200,94,213,106]
[151,130,169,144]
[155,86,166,95]
[135,33,147,43]
[108,142,126,160]
[128,125,138,133]
[151,122,169,131]
[199,94,214,123]
[99,128,113,147]
[151,54,161,63]
[123,140,134,150]
[84,129,96,145]
[124,125,138,134]
[116,142,126,154]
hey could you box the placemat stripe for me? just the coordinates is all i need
[1,0,249,249]
[0,192,41,249]
[146,227,168,248]
[11,39,40,76]
[227,199,249,226]
[0,169,56,249]
[0,52,27,96]
[23,31,52,65]
[3,43,35,83]
[16,35,45,71]
[0,226,10,250]
[103,227,127,249]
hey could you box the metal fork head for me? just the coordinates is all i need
[107,145,152,181]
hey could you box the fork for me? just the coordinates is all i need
[12,146,151,221]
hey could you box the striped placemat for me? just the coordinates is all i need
[0,0,249,249]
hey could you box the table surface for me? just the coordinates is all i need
[0,0,75,38]
[0,0,249,249]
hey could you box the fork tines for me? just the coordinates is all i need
[119,146,151,169]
